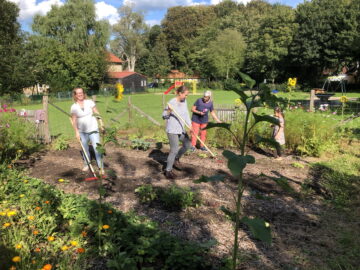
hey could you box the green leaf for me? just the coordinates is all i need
[255,135,280,148]
[223,151,255,176]
[193,174,225,184]
[232,89,249,105]
[241,216,272,244]
[220,206,236,222]
[96,143,106,155]
[204,122,231,131]
[252,113,280,126]
[239,72,256,89]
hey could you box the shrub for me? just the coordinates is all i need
[0,107,40,163]
[135,184,157,203]
[51,135,70,151]
[158,185,201,211]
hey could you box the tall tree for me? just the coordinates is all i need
[145,33,171,77]
[111,5,148,72]
[0,0,27,94]
[205,29,246,79]
[31,0,110,91]
[289,0,357,83]
[162,5,215,71]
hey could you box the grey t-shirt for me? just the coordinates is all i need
[163,97,191,134]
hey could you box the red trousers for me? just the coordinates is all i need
[191,122,207,147]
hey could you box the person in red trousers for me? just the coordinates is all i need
[190,90,221,151]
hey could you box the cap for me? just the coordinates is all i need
[204,90,212,97]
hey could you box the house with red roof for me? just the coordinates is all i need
[106,52,147,93]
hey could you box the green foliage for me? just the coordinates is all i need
[30,0,110,91]
[130,138,150,151]
[111,5,148,71]
[0,167,209,270]
[240,217,272,244]
[51,135,70,151]
[0,109,40,163]
[159,185,201,211]
[291,162,305,169]
[135,184,201,211]
[135,184,157,203]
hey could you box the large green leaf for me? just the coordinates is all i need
[241,216,272,244]
[232,89,249,105]
[204,122,231,131]
[239,72,256,89]
[193,174,225,184]
[222,151,255,176]
[252,113,280,126]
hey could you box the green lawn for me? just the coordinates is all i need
[13,90,360,138]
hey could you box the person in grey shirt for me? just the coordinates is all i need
[162,85,192,179]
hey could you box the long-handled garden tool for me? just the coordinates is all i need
[48,102,100,181]
[167,103,216,158]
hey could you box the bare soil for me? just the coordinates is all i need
[27,143,335,269]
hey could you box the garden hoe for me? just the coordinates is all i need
[48,102,100,181]
[167,103,220,161]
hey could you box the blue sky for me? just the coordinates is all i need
[9,0,303,31]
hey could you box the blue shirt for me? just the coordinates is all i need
[191,98,214,124]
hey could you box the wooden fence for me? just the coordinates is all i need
[214,104,245,122]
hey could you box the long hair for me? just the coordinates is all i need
[72,87,87,101]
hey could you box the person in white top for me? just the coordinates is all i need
[70,87,104,173]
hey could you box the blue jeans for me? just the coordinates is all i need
[80,131,102,168]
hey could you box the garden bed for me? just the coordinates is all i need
[24,142,347,269]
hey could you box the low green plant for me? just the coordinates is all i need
[130,138,150,151]
[159,185,201,211]
[51,135,70,150]
[0,108,40,163]
[134,184,157,203]
[135,184,201,211]
[291,162,305,168]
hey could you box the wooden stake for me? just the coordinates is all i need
[310,89,315,112]
[42,95,51,144]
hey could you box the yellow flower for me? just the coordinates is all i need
[61,245,69,251]
[265,222,270,227]
[12,256,21,262]
[7,210,16,217]
[17,150,23,153]
[3,222,11,228]
[47,236,55,241]
[19,194,25,198]
[0,212,6,216]
[58,178,64,182]
[28,216,35,220]
[23,180,28,183]
[339,96,349,103]
[102,224,110,230]
[234,98,242,106]
[15,244,22,249]
[33,230,39,235]
[70,241,78,246]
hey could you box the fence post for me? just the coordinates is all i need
[309,89,316,112]
[128,96,132,122]
[42,95,51,144]
[162,94,165,109]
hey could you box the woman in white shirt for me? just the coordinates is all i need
[71,87,104,173]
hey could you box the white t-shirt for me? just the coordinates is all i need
[70,99,99,133]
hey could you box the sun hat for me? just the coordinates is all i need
[204,90,212,97]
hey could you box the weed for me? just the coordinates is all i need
[291,162,305,168]
[51,135,70,151]
[130,138,150,151]
[134,184,157,203]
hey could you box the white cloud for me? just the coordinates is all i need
[145,19,161,26]
[123,0,208,10]
[95,1,119,25]
[211,0,251,4]
[8,0,64,20]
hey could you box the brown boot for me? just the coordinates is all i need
[173,159,183,171]
[165,170,177,179]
